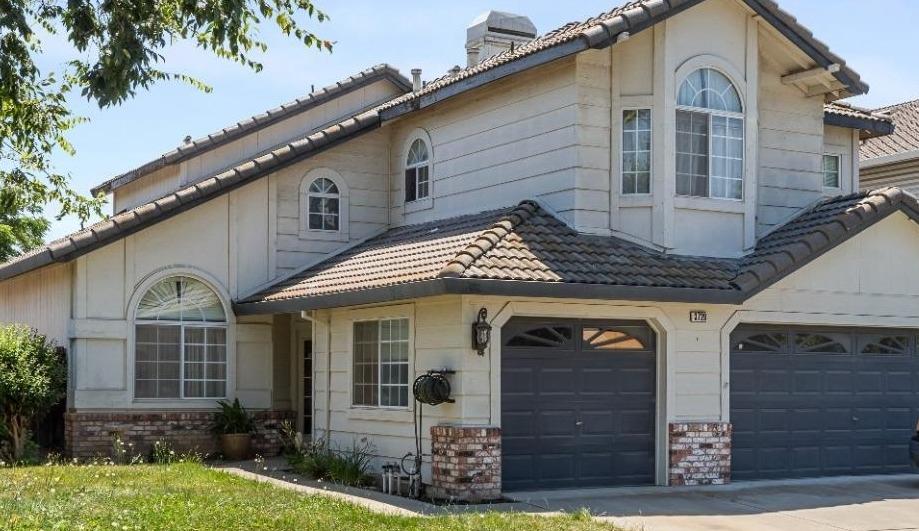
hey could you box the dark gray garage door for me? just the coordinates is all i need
[731,326,919,481]
[501,318,656,491]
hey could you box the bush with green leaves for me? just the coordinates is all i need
[0,324,66,462]
[287,437,374,487]
[212,398,255,435]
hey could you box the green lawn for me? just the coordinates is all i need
[0,463,618,530]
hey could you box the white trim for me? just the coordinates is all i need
[620,107,654,196]
[401,128,434,213]
[346,304,415,412]
[125,267,236,404]
[487,300,677,486]
[298,167,350,242]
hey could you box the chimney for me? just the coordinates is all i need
[465,11,537,67]
[411,68,422,91]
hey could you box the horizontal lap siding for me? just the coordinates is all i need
[392,58,585,228]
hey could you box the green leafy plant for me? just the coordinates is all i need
[287,437,374,487]
[212,399,255,435]
[0,325,67,462]
[150,439,177,465]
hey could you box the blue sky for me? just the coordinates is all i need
[44,0,919,240]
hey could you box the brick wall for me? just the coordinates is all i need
[65,410,294,459]
[669,422,732,486]
[430,425,501,502]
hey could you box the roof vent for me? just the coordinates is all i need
[411,68,422,92]
[466,11,536,67]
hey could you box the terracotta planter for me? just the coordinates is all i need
[220,433,252,460]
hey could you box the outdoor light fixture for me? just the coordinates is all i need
[472,307,491,356]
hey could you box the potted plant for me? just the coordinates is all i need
[213,398,255,460]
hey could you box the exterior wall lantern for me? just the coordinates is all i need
[472,308,491,356]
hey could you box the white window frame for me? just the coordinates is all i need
[621,108,653,195]
[131,274,230,402]
[306,177,340,232]
[350,318,411,410]
[401,129,434,214]
[675,67,745,202]
[823,153,842,190]
[298,168,349,242]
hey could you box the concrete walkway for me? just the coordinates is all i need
[511,474,919,531]
[216,460,919,530]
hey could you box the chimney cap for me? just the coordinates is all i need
[466,10,537,45]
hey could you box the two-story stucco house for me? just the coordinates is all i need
[2,0,916,499]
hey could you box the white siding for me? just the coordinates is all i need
[0,263,71,345]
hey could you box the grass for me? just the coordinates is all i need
[0,462,620,530]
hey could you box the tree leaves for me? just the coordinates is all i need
[0,0,331,244]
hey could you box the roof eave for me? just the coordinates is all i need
[232,277,745,315]
[824,112,895,139]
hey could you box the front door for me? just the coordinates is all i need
[501,318,657,491]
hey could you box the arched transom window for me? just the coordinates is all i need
[676,68,744,200]
[404,138,430,203]
[135,276,227,399]
[307,177,340,231]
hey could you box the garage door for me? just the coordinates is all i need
[501,318,656,491]
[731,326,919,481]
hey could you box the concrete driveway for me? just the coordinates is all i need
[508,474,919,531]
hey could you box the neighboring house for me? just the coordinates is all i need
[2,0,916,498]
[861,99,919,192]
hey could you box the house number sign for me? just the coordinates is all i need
[689,310,707,323]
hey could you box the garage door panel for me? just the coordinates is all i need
[731,325,919,480]
[502,318,656,490]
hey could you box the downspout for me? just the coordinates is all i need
[301,310,334,440]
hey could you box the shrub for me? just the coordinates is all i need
[287,437,374,487]
[212,398,255,435]
[0,324,67,462]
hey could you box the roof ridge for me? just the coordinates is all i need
[437,200,540,278]
[873,97,919,113]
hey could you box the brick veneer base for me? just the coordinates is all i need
[669,422,732,486]
[430,425,501,502]
[64,410,294,459]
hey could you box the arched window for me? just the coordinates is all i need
[307,177,340,231]
[134,276,227,399]
[676,68,744,200]
[404,138,430,203]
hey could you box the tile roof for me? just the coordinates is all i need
[860,99,919,160]
[380,0,868,118]
[237,188,919,312]
[0,0,877,283]
[823,102,894,139]
[91,64,411,196]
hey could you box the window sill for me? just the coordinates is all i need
[619,194,654,207]
[403,196,433,215]
[298,228,349,243]
[674,195,746,214]
[131,399,224,409]
[346,407,413,423]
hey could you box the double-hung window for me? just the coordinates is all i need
[352,319,410,408]
[134,276,227,399]
[676,68,744,200]
[622,109,652,194]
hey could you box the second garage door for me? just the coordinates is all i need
[501,318,657,491]
[731,326,919,481]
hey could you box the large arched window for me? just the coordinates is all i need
[404,138,430,203]
[134,276,227,399]
[676,68,744,200]
[307,177,340,231]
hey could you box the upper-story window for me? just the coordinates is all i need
[134,276,227,400]
[676,68,744,200]
[823,154,841,188]
[307,177,340,231]
[622,109,652,195]
[404,138,430,203]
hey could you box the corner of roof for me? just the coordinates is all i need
[437,200,541,278]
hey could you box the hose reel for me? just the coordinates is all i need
[412,370,455,406]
